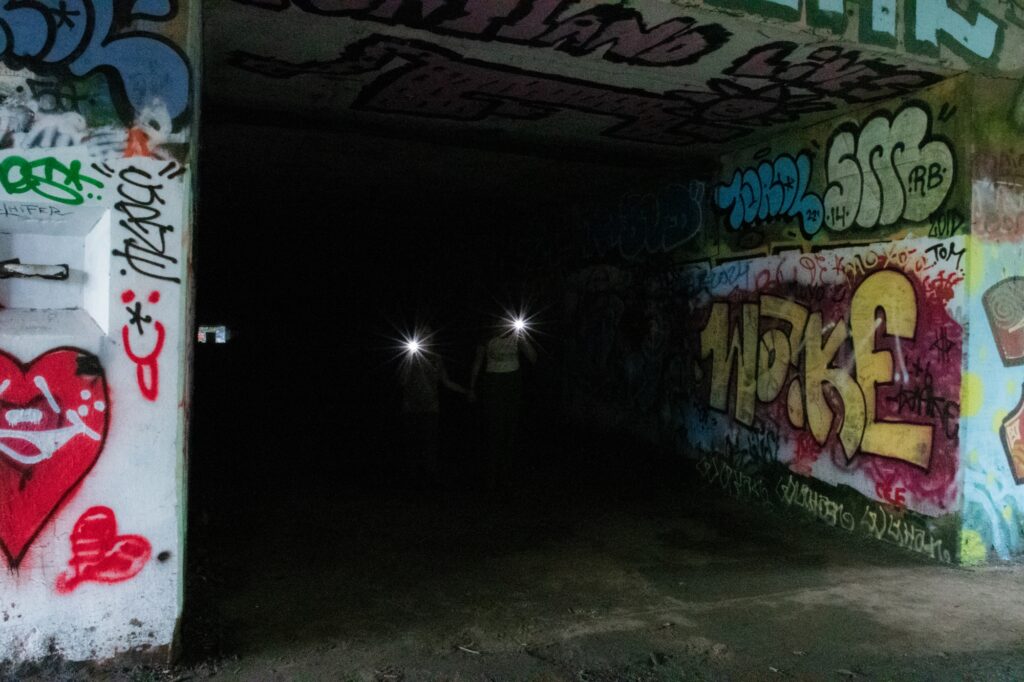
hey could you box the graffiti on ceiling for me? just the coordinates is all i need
[207,0,1024,153]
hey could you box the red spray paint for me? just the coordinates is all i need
[56,506,151,593]
[0,348,109,568]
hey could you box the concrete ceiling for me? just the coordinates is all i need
[204,0,1024,163]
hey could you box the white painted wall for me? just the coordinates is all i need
[0,1,195,665]
[0,153,190,663]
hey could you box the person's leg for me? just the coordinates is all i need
[423,412,440,484]
[401,412,420,486]
[481,375,501,493]
[505,371,523,488]
[488,372,521,492]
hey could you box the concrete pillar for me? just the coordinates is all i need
[0,2,197,664]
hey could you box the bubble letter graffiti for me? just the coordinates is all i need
[714,152,824,236]
[824,104,954,231]
[698,269,940,468]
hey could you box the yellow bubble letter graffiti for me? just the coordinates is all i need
[850,270,934,468]
[802,313,866,457]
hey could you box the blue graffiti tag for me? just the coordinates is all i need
[714,153,823,237]
[0,1,190,123]
[581,180,706,259]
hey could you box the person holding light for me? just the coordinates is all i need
[398,326,468,487]
[469,314,537,492]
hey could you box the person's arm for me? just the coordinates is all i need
[469,344,485,401]
[519,334,537,364]
[438,361,467,395]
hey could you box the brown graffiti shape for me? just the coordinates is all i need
[1000,384,1024,485]
[983,277,1024,366]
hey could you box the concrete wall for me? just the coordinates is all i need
[960,76,1024,564]
[692,78,968,561]
[563,76,987,562]
[0,2,196,664]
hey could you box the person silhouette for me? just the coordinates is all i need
[469,318,537,492]
[398,326,467,486]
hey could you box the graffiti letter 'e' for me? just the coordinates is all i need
[850,270,933,468]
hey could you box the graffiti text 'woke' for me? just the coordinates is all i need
[700,270,933,468]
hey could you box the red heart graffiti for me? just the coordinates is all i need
[0,348,110,568]
[55,506,151,593]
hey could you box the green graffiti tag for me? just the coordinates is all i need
[0,156,103,206]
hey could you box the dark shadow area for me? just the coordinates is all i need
[184,120,683,659]
[180,121,950,681]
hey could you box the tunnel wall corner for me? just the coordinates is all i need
[0,0,197,667]
[562,75,997,564]
[956,73,1024,564]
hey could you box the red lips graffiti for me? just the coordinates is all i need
[0,348,109,568]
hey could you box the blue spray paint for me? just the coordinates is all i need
[714,152,823,237]
[0,1,190,124]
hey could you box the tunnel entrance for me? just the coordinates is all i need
[178,118,984,681]
[185,121,706,672]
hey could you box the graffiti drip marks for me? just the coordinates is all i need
[233,0,730,67]
[823,104,955,232]
[0,348,109,568]
[55,506,151,593]
[714,152,823,236]
[0,1,191,124]
[699,270,937,468]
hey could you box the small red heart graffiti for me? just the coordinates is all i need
[0,348,110,568]
[56,506,151,594]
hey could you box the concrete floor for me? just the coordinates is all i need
[180,435,1024,682]
[11,429,1024,682]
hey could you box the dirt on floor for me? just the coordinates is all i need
[7,427,1024,682]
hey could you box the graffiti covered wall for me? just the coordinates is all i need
[209,0,1024,157]
[689,80,972,558]
[562,77,973,560]
[959,77,1024,564]
[0,2,195,664]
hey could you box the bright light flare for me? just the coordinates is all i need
[502,308,535,338]
[392,325,436,367]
